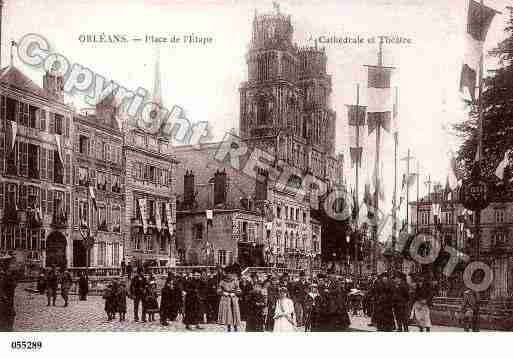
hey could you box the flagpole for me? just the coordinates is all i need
[355,83,360,229]
[416,161,420,235]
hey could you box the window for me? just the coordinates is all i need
[54,113,63,135]
[295,208,299,221]
[29,105,38,129]
[28,144,39,179]
[148,199,155,224]
[495,232,508,246]
[6,97,16,122]
[242,221,248,242]
[276,206,281,219]
[134,233,142,251]
[98,206,107,231]
[146,235,153,251]
[218,249,227,266]
[97,242,107,267]
[303,212,307,223]
[112,243,120,267]
[53,150,63,184]
[79,135,89,155]
[78,167,89,186]
[40,109,46,131]
[495,209,505,224]
[420,211,430,226]
[160,235,166,252]
[285,206,289,220]
[194,223,203,240]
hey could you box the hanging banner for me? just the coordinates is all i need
[6,121,17,152]
[165,202,173,236]
[367,112,391,134]
[347,104,367,126]
[155,201,162,232]
[55,134,64,164]
[138,198,148,234]
[350,147,363,168]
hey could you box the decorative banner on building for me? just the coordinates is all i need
[155,202,162,232]
[89,186,97,211]
[460,0,497,101]
[55,134,64,164]
[6,121,17,152]
[138,198,148,234]
[368,66,392,88]
[346,105,367,126]
[165,202,173,236]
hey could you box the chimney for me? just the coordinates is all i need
[213,169,227,206]
[184,170,195,207]
[43,70,64,102]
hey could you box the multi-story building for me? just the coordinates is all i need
[0,65,74,272]
[410,183,513,299]
[237,6,344,267]
[71,97,125,268]
[124,127,177,268]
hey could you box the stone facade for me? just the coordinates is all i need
[124,129,177,267]
[71,101,125,268]
[0,66,74,273]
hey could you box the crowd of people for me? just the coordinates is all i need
[0,261,481,332]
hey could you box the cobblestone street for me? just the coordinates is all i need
[12,283,466,332]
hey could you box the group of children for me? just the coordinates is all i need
[103,278,160,322]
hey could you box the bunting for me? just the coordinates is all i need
[55,134,63,164]
[155,202,162,232]
[138,198,148,234]
[6,121,17,152]
[347,104,367,126]
[460,0,498,101]
[165,202,173,236]
[495,149,512,180]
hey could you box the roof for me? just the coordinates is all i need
[0,65,57,102]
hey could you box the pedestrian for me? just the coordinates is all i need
[245,281,267,332]
[126,262,133,281]
[205,273,219,323]
[265,276,280,331]
[144,281,159,322]
[37,272,46,295]
[289,271,308,327]
[0,268,17,331]
[78,271,89,301]
[129,268,147,322]
[326,280,351,331]
[117,281,128,322]
[45,266,58,306]
[411,278,433,332]
[461,288,478,332]
[373,273,395,332]
[392,273,411,332]
[103,281,117,321]
[60,268,73,307]
[160,277,183,326]
[183,270,204,330]
[217,266,242,332]
[273,287,296,332]
[303,283,319,332]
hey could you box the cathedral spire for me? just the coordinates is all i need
[152,47,162,106]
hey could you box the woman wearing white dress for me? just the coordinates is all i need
[273,287,296,332]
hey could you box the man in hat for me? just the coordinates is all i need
[183,269,203,330]
[129,267,148,322]
[288,271,308,327]
[373,272,395,331]
[392,273,410,332]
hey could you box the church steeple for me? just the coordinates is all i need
[152,47,162,106]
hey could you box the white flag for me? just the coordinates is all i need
[155,202,162,232]
[138,198,148,234]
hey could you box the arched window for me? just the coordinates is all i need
[257,96,267,125]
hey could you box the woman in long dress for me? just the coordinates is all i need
[217,269,242,332]
[273,287,296,332]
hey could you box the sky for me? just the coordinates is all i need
[1,0,511,212]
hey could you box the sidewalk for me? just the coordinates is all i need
[348,314,468,332]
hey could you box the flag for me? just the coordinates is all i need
[165,203,174,236]
[6,121,17,152]
[460,0,498,101]
[155,202,162,232]
[89,186,97,211]
[350,147,363,168]
[138,198,148,234]
[367,112,391,134]
[55,134,63,164]
[347,105,367,126]
[495,149,512,180]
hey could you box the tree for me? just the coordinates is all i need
[454,11,513,180]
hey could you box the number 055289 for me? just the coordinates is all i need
[11,341,42,350]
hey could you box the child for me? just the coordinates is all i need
[144,281,159,322]
[117,281,128,322]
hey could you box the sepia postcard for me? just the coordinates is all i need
[1,1,513,353]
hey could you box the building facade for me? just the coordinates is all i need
[0,66,74,272]
[124,128,178,268]
[71,98,125,268]
[410,183,513,299]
